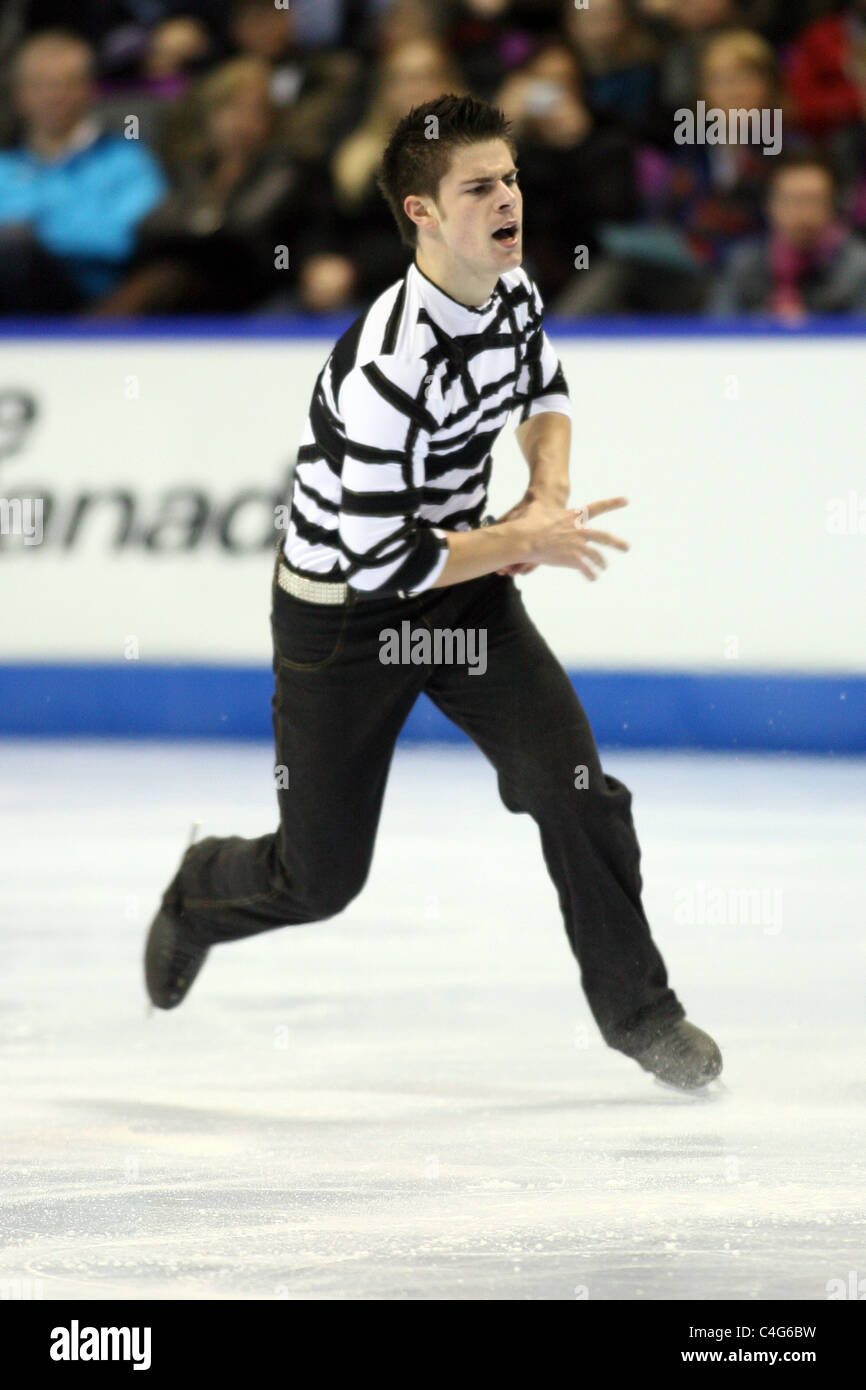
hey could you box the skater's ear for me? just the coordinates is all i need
[403,194,439,238]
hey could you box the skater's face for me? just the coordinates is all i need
[407,138,523,277]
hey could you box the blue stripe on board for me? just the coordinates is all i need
[0,664,862,753]
[0,316,865,340]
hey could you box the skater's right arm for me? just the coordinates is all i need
[430,496,631,589]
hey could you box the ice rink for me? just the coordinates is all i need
[1,738,864,1301]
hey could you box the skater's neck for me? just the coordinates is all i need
[414,248,499,312]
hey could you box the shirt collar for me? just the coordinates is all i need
[408,260,502,336]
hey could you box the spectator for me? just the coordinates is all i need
[563,0,664,139]
[91,18,217,161]
[636,0,822,42]
[93,57,305,314]
[443,0,555,103]
[650,30,786,269]
[495,40,638,306]
[827,24,866,234]
[227,0,363,161]
[555,28,783,313]
[374,0,442,51]
[293,35,465,313]
[93,15,215,95]
[142,16,213,85]
[666,0,742,36]
[785,0,866,141]
[712,150,866,317]
[229,0,303,103]
[21,2,228,82]
[657,0,742,113]
[0,30,166,312]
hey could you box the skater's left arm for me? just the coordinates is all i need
[514,409,571,508]
[495,411,572,574]
[496,274,573,573]
[512,275,572,506]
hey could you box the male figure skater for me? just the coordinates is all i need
[145,95,722,1090]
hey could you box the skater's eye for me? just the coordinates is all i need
[467,174,519,195]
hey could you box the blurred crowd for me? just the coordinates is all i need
[2,0,866,321]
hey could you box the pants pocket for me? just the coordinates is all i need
[271,584,351,671]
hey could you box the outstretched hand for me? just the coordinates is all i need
[494,493,630,578]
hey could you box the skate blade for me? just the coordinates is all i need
[652,1074,728,1099]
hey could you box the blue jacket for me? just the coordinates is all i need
[0,130,167,296]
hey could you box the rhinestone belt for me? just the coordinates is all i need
[277,562,350,605]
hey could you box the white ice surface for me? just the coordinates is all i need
[1,739,864,1301]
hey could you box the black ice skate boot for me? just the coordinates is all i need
[144,823,210,1010]
[634,1020,722,1091]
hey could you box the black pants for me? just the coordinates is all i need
[166,549,685,1057]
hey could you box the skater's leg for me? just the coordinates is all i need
[164,569,427,946]
[420,573,686,1057]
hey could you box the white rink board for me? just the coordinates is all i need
[0,335,863,670]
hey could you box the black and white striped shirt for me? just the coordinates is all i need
[282,260,571,597]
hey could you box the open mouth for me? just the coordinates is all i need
[492,222,519,246]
